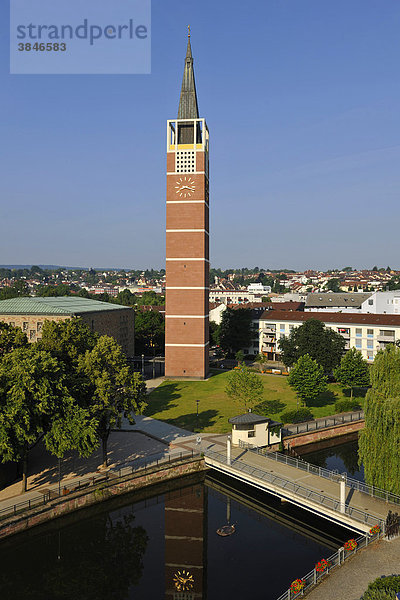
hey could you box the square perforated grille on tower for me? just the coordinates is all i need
[176,150,195,173]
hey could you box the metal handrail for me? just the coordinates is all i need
[0,450,200,523]
[275,531,380,600]
[239,441,400,506]
[285,410,364,436]
[205,449,384,530]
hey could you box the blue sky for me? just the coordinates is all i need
[1,0,399,271]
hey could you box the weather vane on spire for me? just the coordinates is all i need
[188,24,191,38]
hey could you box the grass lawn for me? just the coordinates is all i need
[145,370,366,434]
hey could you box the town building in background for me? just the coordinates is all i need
[259,310,400,363]
[0,296,134,356]
[304,292,372,313]
[360,290,400,314]
[165,34,209,379]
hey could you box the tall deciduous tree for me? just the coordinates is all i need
[0,346,97,493]
[225,363,263,412]
[219,308,252,356]
[38,318,99,403]
[278,318,346,373]
[134,310,165,355]
[209,321,220,347]
[334,348,370,399]
[359,345,400,494]
[79,336,147,467]
[0,322,28,359]
[288,354,328,407]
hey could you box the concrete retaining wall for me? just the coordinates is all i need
[0,457,205,541]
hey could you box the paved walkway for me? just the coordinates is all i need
[227,448,396,523]
[145,376,165,394]
[305,536,400,600]
[0,392,227,517]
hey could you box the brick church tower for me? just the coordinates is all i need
[165,32,209,379]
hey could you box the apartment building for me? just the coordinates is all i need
[361,291,400,314]
[259,311,400,363]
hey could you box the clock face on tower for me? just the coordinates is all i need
[173,569,194,592]
[175,176,196,198]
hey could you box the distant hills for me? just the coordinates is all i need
[0,265,129,271]
[0,265,88,270]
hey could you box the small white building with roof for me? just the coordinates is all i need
[228,411,282,447]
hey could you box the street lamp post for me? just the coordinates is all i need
[196,399,200,431]
[58,456,61,497]
[141,353,145,377]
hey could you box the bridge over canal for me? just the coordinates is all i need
[204,444,399,535]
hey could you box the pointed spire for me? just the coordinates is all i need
[178,27,199,119]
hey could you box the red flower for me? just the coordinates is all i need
[290,579,305,594]
[343,539,357,552]
[315,558,331,572]
[369,525,380,536]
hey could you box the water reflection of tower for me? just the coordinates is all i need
[165,484,208,599]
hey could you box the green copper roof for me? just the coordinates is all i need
[0,296,128,315]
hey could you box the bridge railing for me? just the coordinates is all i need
[238,441,400,507]
[275,531,380,600]
[205,449,384,531]
[284,410,364,436]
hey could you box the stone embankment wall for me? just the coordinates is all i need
[0,457,205,541]
[283,420,364,451]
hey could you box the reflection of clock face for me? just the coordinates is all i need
[173,569,194,592]
[175,176,196,198]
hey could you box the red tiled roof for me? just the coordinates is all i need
[260,310,400,326]
[227,301,304,311]
[137,305,165,314]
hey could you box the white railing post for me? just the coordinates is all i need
[227,436,231,466]
[340,476,346,513]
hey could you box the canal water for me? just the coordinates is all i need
[0,469,356,600]
[302,438,364,482]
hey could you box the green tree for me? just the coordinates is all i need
[0,346,97,493]
[326,278,342,292]
[278,318,346,373]
[78,288,91,298]
[136,291,165,306]
[209,321,220,346]
[0,322,28,359]
[79,336,147,467]
[359,345,400,493]
[387,276,400,291]
[38,318,99,403]
[0,281,30,300]
[225,363,263,412]
[114,289,136,306]
[36,284,72,297]
[334,348,370,399]
[219,308,252,356]
[288,354,328,407]
[235,350,245,364]
[134,310,165,355]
